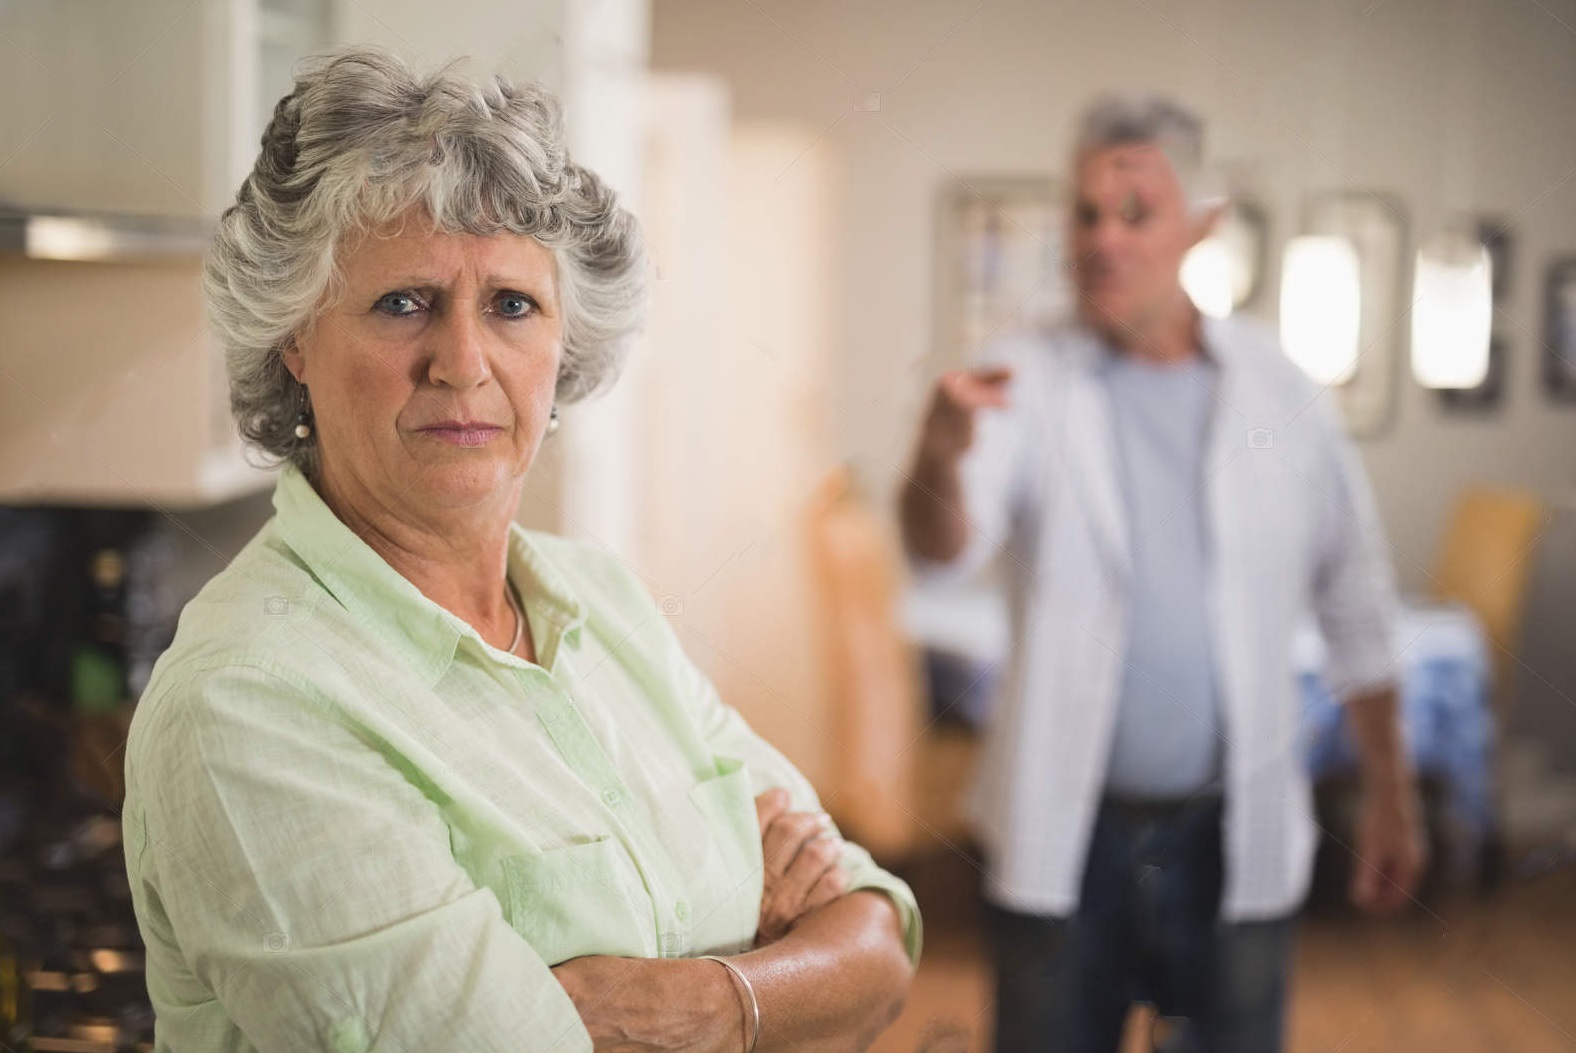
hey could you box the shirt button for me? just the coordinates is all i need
[674,900,690,921]
[601,788,623,807]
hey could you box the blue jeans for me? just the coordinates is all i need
[986,796,1294,1053]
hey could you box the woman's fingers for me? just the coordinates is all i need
[754,804,850,946]
[761,811,825,878]
[773,824,843,912]
[802,855,850,913]
[754,787,791,836]
[787,834,846,912]
[756,830,845,944]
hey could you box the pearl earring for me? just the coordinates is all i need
[546,405,560,435]
[293,387,313,441]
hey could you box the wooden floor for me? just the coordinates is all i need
[871,858,1576,1053]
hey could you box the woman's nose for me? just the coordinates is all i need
[426,309,492,389]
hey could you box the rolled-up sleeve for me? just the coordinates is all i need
[1309,412,1402,699]
[681,660,923,966]
[124,660,591,1053]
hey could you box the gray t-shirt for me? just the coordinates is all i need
[1098,350,1224,799]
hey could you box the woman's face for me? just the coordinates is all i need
[284,212,563,520]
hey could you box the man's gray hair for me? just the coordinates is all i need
[205,45,649,477]
[1073,92,1223,215]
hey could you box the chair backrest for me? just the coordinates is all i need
[803,467,924,860]
[1429,486,1548,711]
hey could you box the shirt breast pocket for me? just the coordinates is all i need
[498,836,651,964]
[685,755,762,951]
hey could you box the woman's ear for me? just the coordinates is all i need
[280,334,308,385]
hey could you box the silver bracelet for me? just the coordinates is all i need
[698,954,761,1053]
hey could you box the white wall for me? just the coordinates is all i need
[637,90,841,785]
[329,0,569,87]
[650,0,1576,595]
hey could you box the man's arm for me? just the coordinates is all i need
[900,447,971,563]
[1344,685,1427,912]
[899,367,1014,563]
[1306,396,1428,913]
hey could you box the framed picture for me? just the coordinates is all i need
[1439,336,1505,411]
[1542,257,1576,402]
[1182,196,1271,320]
[1479,219,1513,302]
[1300,191,1409,439]
[1215,197,1270,311]
[933,178,1276,372]
[1438,219,1513,412]
[933,176,1069,369]
[1226,197,1271,310]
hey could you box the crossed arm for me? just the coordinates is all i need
[129,635,917,1051]
[554,892,910,1053]
[552,789,914,1052]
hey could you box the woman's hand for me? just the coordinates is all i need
[552,955,743,1052]
[555,895,912,1053]
[753,788,848,946]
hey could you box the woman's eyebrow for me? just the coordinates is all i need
[364,275,440,289]
[357,267,553,294]
[482,272,552,288]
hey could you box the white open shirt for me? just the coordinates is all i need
[915,314,1401,921]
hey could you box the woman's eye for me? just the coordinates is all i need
[494,293,535,319]
[375,292,424,316]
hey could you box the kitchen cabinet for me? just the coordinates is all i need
[0,0,647,510]
[0,254,273,508]
[0,0,326,219]
[0,1,319,505]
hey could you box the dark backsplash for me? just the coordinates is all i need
[0,487,273,1051]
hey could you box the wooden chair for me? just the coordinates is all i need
[1428,486,1548,715]
[804,468,981,865]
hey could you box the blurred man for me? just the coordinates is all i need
[901,94,1426,1052]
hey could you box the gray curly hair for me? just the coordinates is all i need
[205,45,649,477]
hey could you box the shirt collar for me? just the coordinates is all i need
[504,520,588,674]
[1075,311,1236,375]
[271,465,587,686]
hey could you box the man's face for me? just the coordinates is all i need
[1067,143,1207,338]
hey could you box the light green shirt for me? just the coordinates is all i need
[122,465,920,1052]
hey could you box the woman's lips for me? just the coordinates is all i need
[418,423,503,447]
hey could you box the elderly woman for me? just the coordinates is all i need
[121,47,918,1052]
